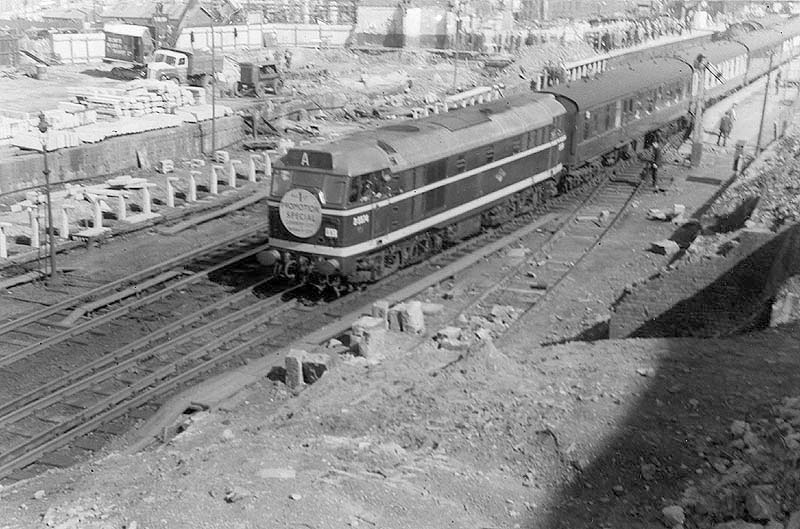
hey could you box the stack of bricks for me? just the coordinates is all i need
[68,80,200,119]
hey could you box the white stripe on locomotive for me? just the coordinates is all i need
[270,164,563,258]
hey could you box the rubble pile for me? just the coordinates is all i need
[668,396,800,529]
[709,132,800,230]
[68,79,205,119]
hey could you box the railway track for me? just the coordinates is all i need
[0,141,669,482]
[449,135,685,338]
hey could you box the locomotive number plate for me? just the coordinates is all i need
[353,214,370,227]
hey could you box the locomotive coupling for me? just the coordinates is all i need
[314,258,340,276]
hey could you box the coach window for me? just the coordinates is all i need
[583,111,591,140]
[605,105,613,130]
[512,138,521,154]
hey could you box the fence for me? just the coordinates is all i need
[51,32,105,64]
[175,22,352,51]
[42,23,351,66]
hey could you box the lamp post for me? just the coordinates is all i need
[690,53,707,167]
[756,51,775,155]
[37,113,57,283]
[200,7,217,153]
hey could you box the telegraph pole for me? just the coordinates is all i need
[690,53,707,167]
[756,51,775,155]
[201,7,217,153]
[37,113,57,283]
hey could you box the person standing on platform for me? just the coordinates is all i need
[648,141,662,189]
[717,111,733,147]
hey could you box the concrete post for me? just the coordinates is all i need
[188,171,200,202]
[60,204,74,239]
[0,222,9,259]
[210,165,221,195]
[248,155,258,182]
[28,208,40,248]
[89,195,103,229]
[141,185,152,215]
[432,103,440,114]
[166,176,179,208]
[228,160,240,188]
[115,195,126,221]
[263,153,272,178]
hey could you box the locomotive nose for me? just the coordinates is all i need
[314,258,340,276]
[257,249,282,266]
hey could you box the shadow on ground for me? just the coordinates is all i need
[520,225,800,528]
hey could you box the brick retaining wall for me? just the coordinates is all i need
[609,225,800,338]
[0,116,243,196]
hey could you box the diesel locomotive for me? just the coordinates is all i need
[260,20,800,287]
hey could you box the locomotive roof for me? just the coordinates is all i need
[281,93,565,176]
[673,40,748,66]
[540,58,692,110]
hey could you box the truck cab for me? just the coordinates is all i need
[147,49,191,83]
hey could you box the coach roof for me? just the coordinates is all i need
[540,57,692,110]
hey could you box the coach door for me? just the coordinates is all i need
[370,171,393,240]
[411,166,425,218]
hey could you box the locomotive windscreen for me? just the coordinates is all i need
[270,169,347,205]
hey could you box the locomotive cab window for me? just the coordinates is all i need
[486,147,495,164]
[275,170,346,205]
[349,171,391,203]
[271,169,292,198]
